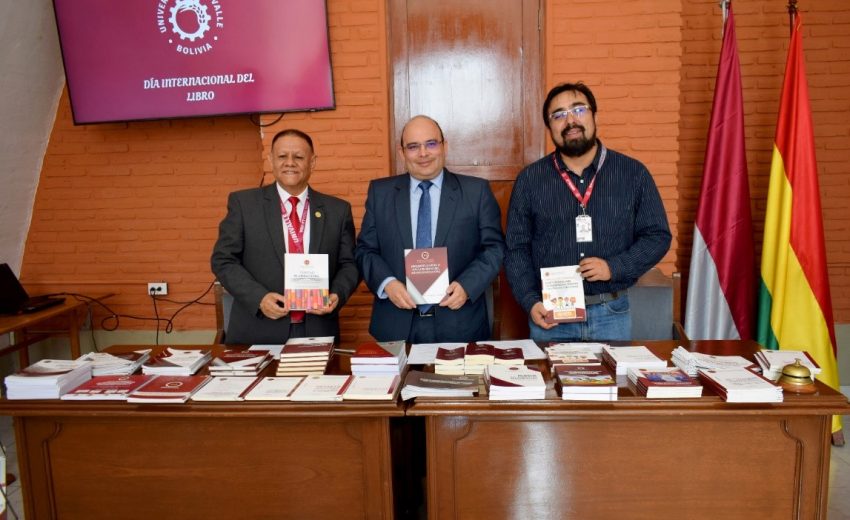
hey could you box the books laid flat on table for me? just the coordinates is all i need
[77,350,151,376]
[627,367,703,398]
[341,375,401,401]
[754,349,822,381]
[601,345,667,376]
[141,348,212,376]
[61,374,155,400]
[554,364,618,401]
[284,253,330,310]
[485,364,546,401]
[404,247,449,305]
[277,336,334,376]
[126,375,211,404]
[670,346,754,377]
[289,375,353,402]
[464,342,495,375]
[400,370,479,400]
[540,265,586,323]
[243,376,305,401]
[546,343,604,369]
[494,347,524,366]
[190,376,259,401]
[208,349,273,376]
[434,346,466,375]
[5,359,92,400]
[698,367,783,403]
[351,340,407,376]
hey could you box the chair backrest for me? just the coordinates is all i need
[213,281,233,344]
[628,268,686,341]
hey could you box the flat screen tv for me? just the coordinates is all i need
[52,0,335,124]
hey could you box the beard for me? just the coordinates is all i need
[556,124,597,157]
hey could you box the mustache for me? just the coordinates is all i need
[561,124,585,139]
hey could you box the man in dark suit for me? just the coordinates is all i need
[355,116,505,343]
[211,129,359,344]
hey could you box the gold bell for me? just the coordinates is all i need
[778,359,816,393]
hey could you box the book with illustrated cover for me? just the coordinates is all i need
[404,247,449,304]
[554,364,618,401]
[540,265,586,323]
[627,367,703,398]
[284,253,330,310]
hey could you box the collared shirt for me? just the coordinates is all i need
[504,141,672,314]
[276,184,310,254]
[409,170,444,246]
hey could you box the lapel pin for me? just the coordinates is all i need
[314,211,322,218]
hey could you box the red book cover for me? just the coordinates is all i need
[128,375,210,397]
[280,342,334,358]
[404,247,449,304]
[465,342,495,358]
[494,347,524,362]
[436,346,465,362]
[61,375,156,400]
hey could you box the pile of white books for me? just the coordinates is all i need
[601,345,667,376]
[243,376,305,401]
[126,375,211,403]
[351,340,407,376]
[341,375,401,401]
[554,364,617,401]
[400,370,479,400]
[698,367,783,403]
[77,350,151,376]
[464,342,495,375]
[190,376,259,401]
[670,346,754,377]
[5,359,92,400]
[141,348,212,376]
[485,364,546,401]
[276,337,334,377]
[627,367,703,398]
[754,349,822,381]
[208,349,273,377]
[434,345,465,375]
[61,374,155,400]
[546,343,604,369]
[290,375,352,402]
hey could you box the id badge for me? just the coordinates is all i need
[576,214,592,242]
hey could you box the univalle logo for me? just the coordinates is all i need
[156,0,225,55]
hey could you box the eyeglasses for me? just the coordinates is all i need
[548,105,591,122]
[403,139,443,153]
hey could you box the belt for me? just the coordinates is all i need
[585,291,622,306]
[416,307,435,317]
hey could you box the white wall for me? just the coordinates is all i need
[0,0,65,273]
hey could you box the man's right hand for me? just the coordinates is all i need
[260,292,289,319]
[384,280,417,310]
[530,302,557,330]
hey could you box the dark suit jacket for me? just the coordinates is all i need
[211,185,359,344]
[355,170,505,342]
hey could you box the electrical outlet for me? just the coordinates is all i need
[147,282,168,296]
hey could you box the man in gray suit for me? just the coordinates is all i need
[211,129,359,344]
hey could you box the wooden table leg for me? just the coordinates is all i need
[69,308,81,359]
[16,328,29,367]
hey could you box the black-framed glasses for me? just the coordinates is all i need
[549,105,590,122]
[404,139,443,153]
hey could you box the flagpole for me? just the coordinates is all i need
[788,0,798,35]
[720,0,729,38]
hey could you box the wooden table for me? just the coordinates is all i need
[407,340,850,520]
[0,345,402,519]
[0,297,95,367]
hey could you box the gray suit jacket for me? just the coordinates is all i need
[211,185,359,344]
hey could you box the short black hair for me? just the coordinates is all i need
[400,115,445,146]
[271,129,314,152]
[542,82,598,128]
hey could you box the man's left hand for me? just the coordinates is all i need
[578,257,612,282]
[307,293,340,315]
[439,282,468,310]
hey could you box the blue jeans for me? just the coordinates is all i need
[529,294,631,342]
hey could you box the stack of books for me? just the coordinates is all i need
[243,376,305,401]
[61,374,155,400]
[141,348,212,376]
[290,375,352,402]
[484,364,546,401]
[546,343,603,370]
[341,375,402,401]
[553,364,617,401]
[276,337,334,377]
[190,376,259,401]
[126,375,211,403]
[601,345,667,376]
[464,342,495,375]
[77,350,151,376]
[434,345,466,375]
[670,346,754,377]
[698,367,784,403]
[754,349,822,381]
[5,359,92,400]
[494,347,524,366]
[400,370,479,400]
[208,349,273,377]
[350,340,407,376]
[627,367,703,398]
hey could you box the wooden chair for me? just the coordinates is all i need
[628,268,687,341]
[213,281,233,344]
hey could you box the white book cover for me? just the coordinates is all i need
[190,376,258,401]
[244,376,304,401]
[699,367,783,403]
[342,375,401,400]
[284,253,330,310]
[603,345,667,375]
[290,375,352,402]
[540,265,586,323]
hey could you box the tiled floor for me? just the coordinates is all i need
[1,415,849,518]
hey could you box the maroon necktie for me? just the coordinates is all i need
[287,196,305,323]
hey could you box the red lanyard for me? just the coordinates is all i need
[280,197,310,252]
[551,145,607,211]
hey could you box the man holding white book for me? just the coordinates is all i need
[212,129,359,344]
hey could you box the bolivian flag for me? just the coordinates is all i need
[757,12,841,433]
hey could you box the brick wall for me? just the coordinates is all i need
[20,0,850,344]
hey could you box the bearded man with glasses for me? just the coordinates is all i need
[355,115,505,343]
[505,82,671,342]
